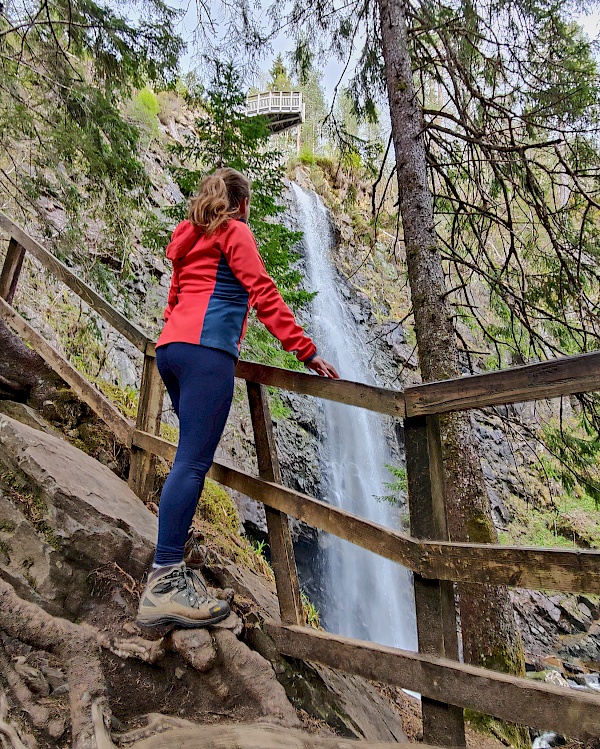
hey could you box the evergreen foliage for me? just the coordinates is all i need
[268,54,292,90]
[167,59,312,309]
[375,464,408,506]
[0,0,183,262]
[299,69,329,156]
[273,0,600,364]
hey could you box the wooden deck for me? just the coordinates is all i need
[246,91,305,134]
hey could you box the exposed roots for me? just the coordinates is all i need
[95,634,164,665]
[112,714,200,746]
[0,690,34,749]
[0,577,407,749]
[0,577,111,749]
[0,642,48,729]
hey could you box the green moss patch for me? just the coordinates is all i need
[196,479,239,534]
[0,469,61,551]
[500,492,600,550]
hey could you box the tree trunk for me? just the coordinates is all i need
[376,0,528,744]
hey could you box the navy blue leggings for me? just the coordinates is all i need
[154,343,235,565]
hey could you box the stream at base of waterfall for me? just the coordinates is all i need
[291,183,418,653]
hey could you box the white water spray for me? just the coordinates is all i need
[292,183,417,651]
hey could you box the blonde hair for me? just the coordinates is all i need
[188,167,251,236]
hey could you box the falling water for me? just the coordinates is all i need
[291,183,417,651]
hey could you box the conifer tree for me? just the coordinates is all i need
[0,0,183,230]
[268,54,292,90]
[169,60,310,309]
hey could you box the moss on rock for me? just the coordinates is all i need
[196,479,239,534]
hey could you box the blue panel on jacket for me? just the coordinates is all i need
[200,254,249,358]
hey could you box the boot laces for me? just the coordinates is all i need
[158,566,209,607]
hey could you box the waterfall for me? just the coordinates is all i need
[291,183,417,652]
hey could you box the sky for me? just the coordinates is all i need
[173,0,354,99]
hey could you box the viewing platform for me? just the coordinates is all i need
[246,91,305,134]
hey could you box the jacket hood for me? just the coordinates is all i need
[166,220,203,261]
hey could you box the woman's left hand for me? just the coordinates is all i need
[305,356,340,379]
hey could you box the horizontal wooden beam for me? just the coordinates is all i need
[265,622,600,742]
[0,213,150,354]
[0,298,134,446]
[404,350,600,416]
[132,429,176,460]
[146,348,600,417]
[133,430,600,595]
[235,360,406,418]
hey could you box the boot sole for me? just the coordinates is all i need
[136,608,230,631]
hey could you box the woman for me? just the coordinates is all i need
[137,167,339,630]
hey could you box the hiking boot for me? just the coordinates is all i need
[136,562,230,630]
[184,528,207,569]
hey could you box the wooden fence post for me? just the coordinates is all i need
[405,414,466,747]
[129,347,164,501]
[246,381,304,626]
[0,238,26,304]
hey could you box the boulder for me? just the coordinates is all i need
[0,413,156,615]
[0,401,62,437]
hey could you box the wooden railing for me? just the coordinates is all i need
[2,212,600,746]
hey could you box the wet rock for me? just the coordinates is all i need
[558,632,600,663]
[349,303,365,323]
[390,342,418,369]
[556,596,593,632]
[579,673,600,691]
[579,595,600,619]
[533,732,566,748]
[376,321,407,348]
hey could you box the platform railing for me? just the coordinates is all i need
[2,211,600,746]
[246,90,303,115]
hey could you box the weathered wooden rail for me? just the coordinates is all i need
[2,211,600,746]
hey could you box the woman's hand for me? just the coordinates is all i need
[305,355,340,379]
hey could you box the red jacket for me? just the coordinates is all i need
[156,219,317,362]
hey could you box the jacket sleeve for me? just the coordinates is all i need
[164,262,179,322]
[221,222,317,362]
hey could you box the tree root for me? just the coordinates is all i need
[0,577,111,749]
[112,714,199,746]
[0,690,35,749]
[95,634,164,665]
[0,577,418,749]
[0,642,48,729]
